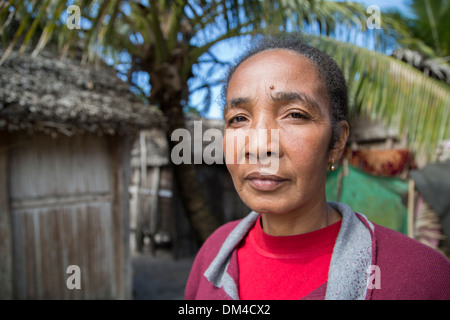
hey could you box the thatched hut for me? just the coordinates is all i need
[0,49,165,299]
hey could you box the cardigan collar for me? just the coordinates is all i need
[203,201,376,300]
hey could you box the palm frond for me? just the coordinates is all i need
[1,0,447,162]
[308,35,450,162]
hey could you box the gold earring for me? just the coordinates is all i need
[329,160,336,171]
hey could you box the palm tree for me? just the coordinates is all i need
[388,0,450,83]
[398,0,450,58]
[1,0,448,243]
[310,35,449,163]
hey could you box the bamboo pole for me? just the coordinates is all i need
[407,179,415,238]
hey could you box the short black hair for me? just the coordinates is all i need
[221,32,348,149]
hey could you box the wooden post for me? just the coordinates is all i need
[149,166,161,236]
[108,135,133,300]
[407,179,415,238]
[0,133,13,299]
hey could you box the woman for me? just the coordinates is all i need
[185,34,450,300]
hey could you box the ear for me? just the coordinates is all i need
[329,120,349,162]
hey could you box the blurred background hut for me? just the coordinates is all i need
[0,48,165,299]
[129,116,249,259]
[327,114,450,258]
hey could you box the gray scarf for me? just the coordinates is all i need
[204,202,375,300]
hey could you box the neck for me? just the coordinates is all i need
[260,198,341,236]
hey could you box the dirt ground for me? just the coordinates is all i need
[131,250,195,300]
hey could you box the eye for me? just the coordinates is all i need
[286,111,311,120]
[227,115,248,124]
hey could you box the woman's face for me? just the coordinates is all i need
[223,49,347,216]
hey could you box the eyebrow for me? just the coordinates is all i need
[226,97,250,109]
[224,97,250,113]
[270,91,321,112]
[224,91,321,114]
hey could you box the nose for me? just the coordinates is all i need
[245,127,282,165]
[223,115,284,168]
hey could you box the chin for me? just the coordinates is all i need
[239,186,315,216]
[242,197,294,215]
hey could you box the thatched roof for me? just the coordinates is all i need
[0,49,166,137]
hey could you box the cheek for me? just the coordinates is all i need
[223,136,241,181]
[224,162,245,194]
[282,125,331,169]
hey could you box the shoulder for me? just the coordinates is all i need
[371,223,450,299]
[374,223,447,265]
[198,219,243,258]
[184,219,243,299]
[187,219,242,276]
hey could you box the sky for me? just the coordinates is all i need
[195,0,414,120]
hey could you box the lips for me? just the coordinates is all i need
[245,172,288,191]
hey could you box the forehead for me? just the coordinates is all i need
[230,49,321,83]
[227,49,326,95]
[226,49,328,107]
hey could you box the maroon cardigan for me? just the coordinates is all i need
[185,204,450,300]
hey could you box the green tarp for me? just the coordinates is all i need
[326,165,409,234]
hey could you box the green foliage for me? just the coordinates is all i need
[309,35,449,161]
[408,0,450,57]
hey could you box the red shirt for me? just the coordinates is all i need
[237,216,342,300]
